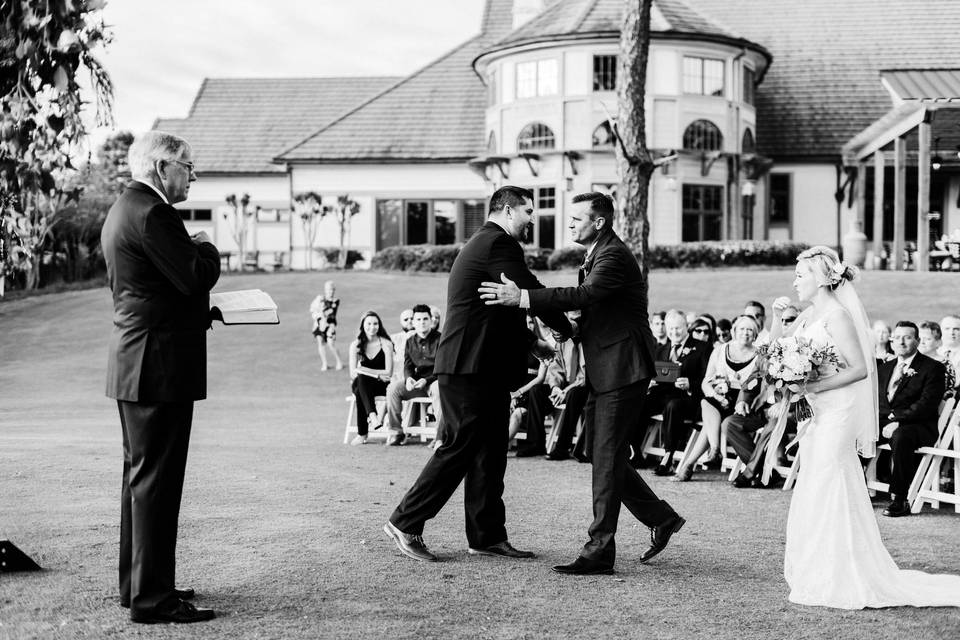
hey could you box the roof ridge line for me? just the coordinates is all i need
[200,75,402,83]
[275,33,484,161]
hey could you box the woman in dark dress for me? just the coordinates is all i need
[348,310,393,445]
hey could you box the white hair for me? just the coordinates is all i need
[127,130,191,179]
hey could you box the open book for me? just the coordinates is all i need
[209,289,279,325]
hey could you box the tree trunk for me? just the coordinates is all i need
[338,211,348,270]
[616,0,655,275]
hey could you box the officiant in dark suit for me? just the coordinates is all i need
[480,192,685,575]
[101,131,220,624]
[384,186,571,563]
[876,321,945,517]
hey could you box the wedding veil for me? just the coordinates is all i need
[834,278,879,458]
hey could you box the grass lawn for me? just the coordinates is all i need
[1,268,959,639]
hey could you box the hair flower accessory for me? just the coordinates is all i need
[828,261,847,286]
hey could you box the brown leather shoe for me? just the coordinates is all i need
[130,599,214,624]
[467,541,535,559]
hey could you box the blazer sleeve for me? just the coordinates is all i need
[488,235,571,339]
[142,204,221,296]
[892,360,946,423]
[527,244,624,312]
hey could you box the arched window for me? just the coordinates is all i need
[592,121,616,149]
[487,131,497,154]
[517,122,555,151]
[741,128,755,154]
[682,119,723,152]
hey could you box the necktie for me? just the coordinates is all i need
[669,343,680,363]
[887,361,904,402]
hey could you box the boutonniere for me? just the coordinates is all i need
[680,347,693,357]
[902,367,916,377]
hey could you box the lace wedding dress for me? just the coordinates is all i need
[784,316,960,609]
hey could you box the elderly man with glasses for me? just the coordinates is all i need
[101,131,219,624]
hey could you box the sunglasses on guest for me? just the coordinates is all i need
[781,315,798,324]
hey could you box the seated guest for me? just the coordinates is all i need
[546,326,588,461]
[634,310,711,475]
[651,311,668,346]
[919,321,942,358]
[744,300,770,344]
[715,318,732,344]
[877,321,946,517]
[429,305,442,331]
[348,311,394,446]
[725,369,789,489]
[389,308,414,382]
[673,314,761,482]
[938,315,960,396]
[695,314,717,344]
[510,316,554,457]
[384,304,442,447]
[873,320,894,360]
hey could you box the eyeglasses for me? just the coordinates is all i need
[692,328,710,334]
[782,316,798,324]
[169,159,196,174]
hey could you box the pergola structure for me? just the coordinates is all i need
[842,70,960,271]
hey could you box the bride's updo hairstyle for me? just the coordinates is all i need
[796,245,859,291]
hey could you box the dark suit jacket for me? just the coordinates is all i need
[654,337,711,400]
[434,221,570,390]
[101,181,221,402]
[877,353,945,432]
[527,230,656,394]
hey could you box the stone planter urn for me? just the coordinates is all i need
[842,221,868,267]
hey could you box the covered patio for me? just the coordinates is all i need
[842,70,960,271]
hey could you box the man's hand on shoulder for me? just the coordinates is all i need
[192,231,212,244]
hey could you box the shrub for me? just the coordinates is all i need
[370,244,462,272]
[317,247,364,269]
[646,241,810,268]
[524,248,552,271]
[547,245,586,270]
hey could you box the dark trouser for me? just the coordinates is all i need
[118,400,193,616]
[516,383,551,455]
[634,386,700,457]
[390,374,510,549]
[881,421,939,497]
[547,385,589,456]
[723,411,769,478]
[352,375,387,435]
[582,379,677,565]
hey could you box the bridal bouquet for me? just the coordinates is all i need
[755,335,844,422]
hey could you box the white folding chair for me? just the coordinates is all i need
[909,399,960,513]
[342,394,388,443]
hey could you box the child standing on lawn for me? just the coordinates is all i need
[310,280,344,370]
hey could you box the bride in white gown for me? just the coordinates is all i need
[773,246,960,609]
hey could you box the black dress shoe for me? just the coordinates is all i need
[545,450,570,461]
[120,587,195,608]
[753,470,784,489]
[640,514,686,563]
[882,499,910,517]
[732,472,752,489]
[653,464,674,477]
[551,556,615,575]
[130,599,215,624]
[467,541,535,558]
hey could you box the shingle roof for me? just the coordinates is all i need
[881,69,960,102]
[277,37,491,163]
[487,0,759,52]
[152,77,399,173]
[687,0,960,159]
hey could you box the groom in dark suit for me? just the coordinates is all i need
[480,192,684,575]
[101,131,220,623]
[876,321,945,517]
[385,186,571,562]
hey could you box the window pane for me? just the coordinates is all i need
[517,61,537,99]
[434,200,457,245]
[406,201,428,244]
[537,59,558,96]
[592,121,615,148]
[463,200,486,239]
[518,123,555,150]
[743,67,755,105]
[703,214,722,240]
[703,59,724,97]
[488,70,498,106]
[593,55,617,91]
[538,214,555,249]
[682,214,700,242]
[683,57,703,94]
[376,200,402,249]
[769,173,791,224]
[538,186,556,210]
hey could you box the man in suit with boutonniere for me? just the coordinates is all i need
[634,311,711,475]
[877,321,945,517]
[479,192,685,576]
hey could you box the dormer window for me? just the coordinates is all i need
[683,119,723,152]
[518,122,555,151]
